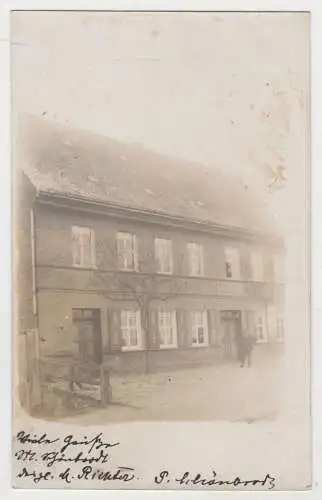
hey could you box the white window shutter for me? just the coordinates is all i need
[90,229,96,267]
[116,233,125,269]
[133,234,139,271]
[234,250,240,279]
[172,311,178,346]
[199,245,204,276]
[203,310,209,345]
[169,240,174,273]
[136,310,142,347]
[155,238,163,272]
[72,227,81,266]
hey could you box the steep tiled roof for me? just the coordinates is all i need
[18,116,277,235]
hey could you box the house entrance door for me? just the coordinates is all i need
[220,310,242,361]
[72,309,103,364]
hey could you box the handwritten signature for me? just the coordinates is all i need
[14,430,277,489]
[61,465,136,484]
[154,470,276,489]
[17,465,136,485]
[16,430,119,454]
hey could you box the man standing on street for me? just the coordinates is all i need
[239,333,257,368]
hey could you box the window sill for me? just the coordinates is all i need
[121,346,144,352]
[190,344,210,348]
[72,264,97,269]
[159,344,178,350]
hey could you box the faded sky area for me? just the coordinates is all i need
[11,11,309,232]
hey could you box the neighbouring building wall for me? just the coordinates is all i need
[15,170,37,331]
[14,169,39,409]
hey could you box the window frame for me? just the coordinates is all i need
[190,310,209,347]
[154,237,174,274]
[224,247,240,280]
[255,313,267,343]
[273,254,284,282]
[116,232,138,272]
[251,251,264,282]
[276,317,284,341]
[158,310,178,349]
[120,309,142,351]
[72,226,96,268]
[187,242,204,277]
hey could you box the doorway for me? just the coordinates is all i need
[220,310,242,361]
[72,308,103,364]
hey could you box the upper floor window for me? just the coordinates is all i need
[158,311,177,348]
[116,232,138,271]
[120,310,142,350]
[155,238,173,274]
[188,242,204,277]
[251,251,264,281]
[224,247,240,279]
[273,254,284,282]
[72,226,96,268]
[276,317,284,340]
[190,311,208,346]
[255,314,266,342]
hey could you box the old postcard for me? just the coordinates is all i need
[11,10,311,491]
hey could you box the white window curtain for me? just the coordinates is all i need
[72,226,96,267]
[120,310,142,349]
[188,242,204,276]
[158,311,177,348]
[155,238,173,274]
[190,311,209,346]
[224,247,240,279]
[116,232,138,271]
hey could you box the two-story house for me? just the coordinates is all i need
[16,119,285,376]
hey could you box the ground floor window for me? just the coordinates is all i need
[120,310,142,350]
[276,317,284,340]
[158,311,177,348]
[255,315,265,341]
[190,310,208,346]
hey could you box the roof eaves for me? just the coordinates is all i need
[35,189,281,244]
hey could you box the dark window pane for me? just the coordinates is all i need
[197,327,204,344]
[72,308,83,319]
[226,262,232,278]
[82,309,94,318]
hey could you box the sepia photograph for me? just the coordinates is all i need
[11,9,311,491]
